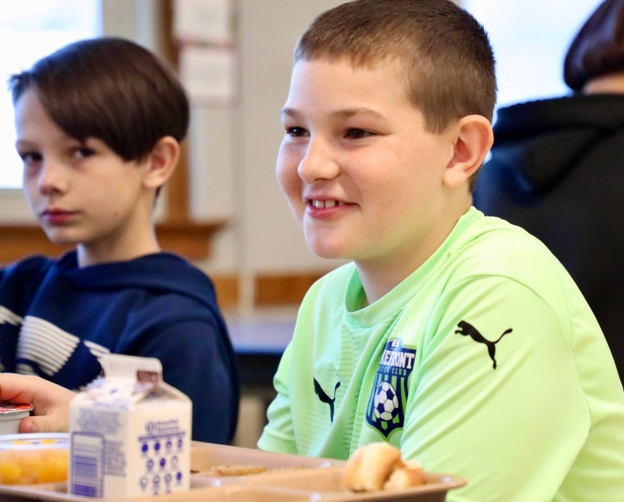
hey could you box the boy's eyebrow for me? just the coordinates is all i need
[15,139,35,149]
[280,106,386,120]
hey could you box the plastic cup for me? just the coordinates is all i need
[0,403,33,436]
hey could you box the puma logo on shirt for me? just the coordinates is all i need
[314,378,341,423]
[455,320,512,369]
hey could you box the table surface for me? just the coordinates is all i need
[225,308,296,390]
[226,308,296,355]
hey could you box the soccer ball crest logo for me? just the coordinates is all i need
[366,339,416,437]
[373,381,399,421]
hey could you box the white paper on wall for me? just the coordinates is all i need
[174,0,233,45]
[179,45,237,105]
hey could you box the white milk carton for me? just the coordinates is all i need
[68,354,192,499]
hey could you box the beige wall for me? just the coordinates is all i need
[186,2,346,290]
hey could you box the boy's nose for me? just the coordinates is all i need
[297,139,339,183]
[37,160,66,195]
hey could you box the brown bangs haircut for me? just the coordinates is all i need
[8,37,189,163]
[294,0,497,134]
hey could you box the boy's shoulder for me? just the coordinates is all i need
[70,252,217,297]
[2,254,57,280]
[446,210,568,287]
[103,252,222,311]
[458,211,555,260]
[0,254,59,303]
[299,210,567,303]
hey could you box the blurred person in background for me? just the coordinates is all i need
[474,0,624,381]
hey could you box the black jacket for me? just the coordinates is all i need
[474,94,624,381]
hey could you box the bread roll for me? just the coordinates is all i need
[342,442,402,491]
[342,442,425,492]
[384,460,425,489]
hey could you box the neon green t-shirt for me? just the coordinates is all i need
[258,207,624,501]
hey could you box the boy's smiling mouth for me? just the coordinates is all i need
[310,199,341,209]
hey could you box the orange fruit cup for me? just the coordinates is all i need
[0,433,69,485]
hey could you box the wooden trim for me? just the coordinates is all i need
[0,221,226,265]
[157,219,227,259]
[211,272,329,309]
[255,272,326,306]
[211,274,240,310]
[157,0,190,222]
[159,0,178,66]
[165,140,191,220]
[0,225,70,264]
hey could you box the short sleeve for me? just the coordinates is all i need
[257,343,298,454]
[401,277,589,501]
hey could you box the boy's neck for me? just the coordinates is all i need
[357,203,470,304]
[76,232,161,268]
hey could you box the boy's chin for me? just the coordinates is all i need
[42,230,78,248]
[305,238,348,261]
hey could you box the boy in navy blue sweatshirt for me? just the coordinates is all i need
[0,37,239,443]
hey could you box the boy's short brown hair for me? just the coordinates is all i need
[294,0,497,134]
[9,37,189,163]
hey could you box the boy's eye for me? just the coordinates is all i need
[18,151,42,165]
[73,147,95,159]
[285,126,308,138]
[345,128,372,139]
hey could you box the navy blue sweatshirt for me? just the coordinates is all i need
[0,251,239,443]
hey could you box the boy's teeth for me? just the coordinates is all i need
[312,200,337,209]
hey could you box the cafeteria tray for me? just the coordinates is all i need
[0,441,466,501]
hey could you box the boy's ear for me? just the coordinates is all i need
[142,136,180,190]
[443,115,493,188]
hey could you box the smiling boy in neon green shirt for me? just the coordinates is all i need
[258,1,624,500]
